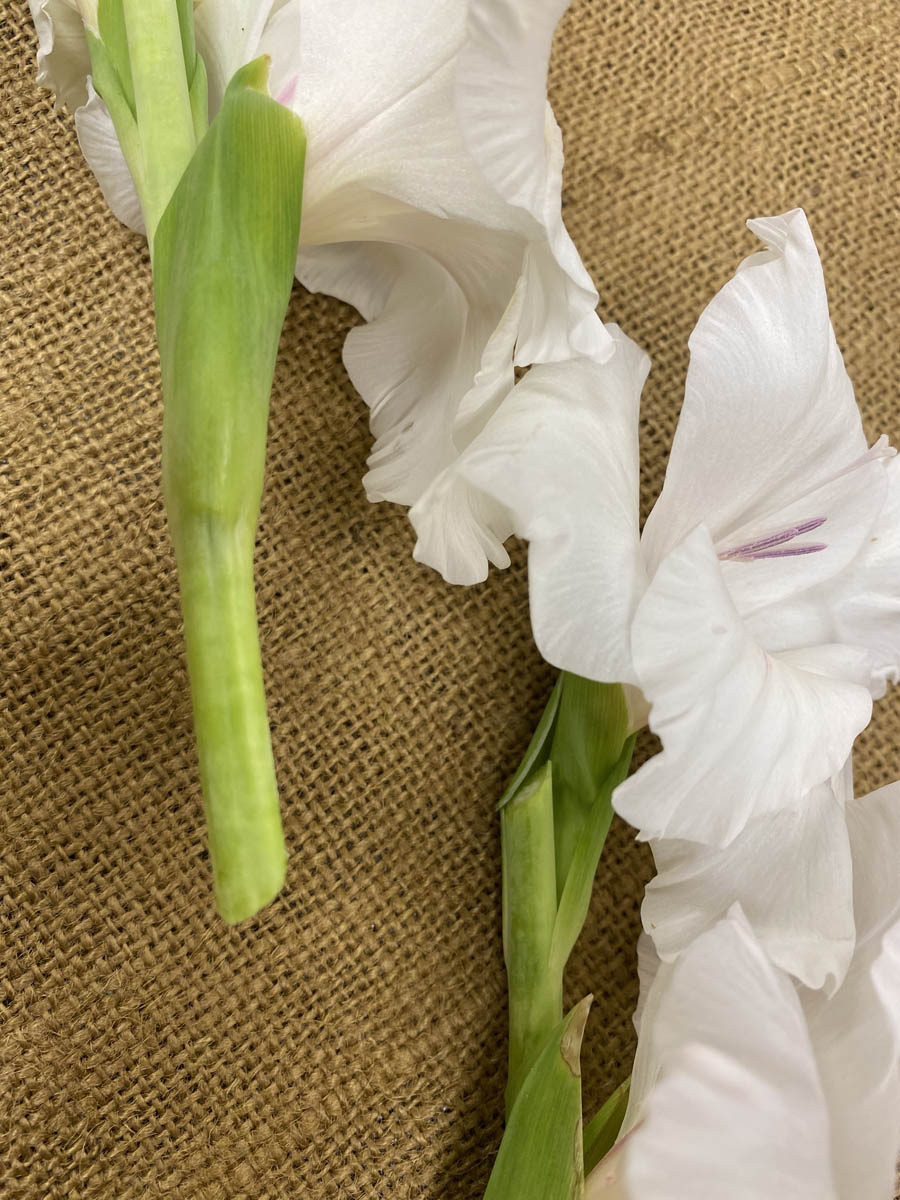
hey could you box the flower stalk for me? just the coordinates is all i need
[171,521,284,923]
[152,57,306,922]
[498,673,634,1116]
[81,1,306,923]
[120,0,196,239]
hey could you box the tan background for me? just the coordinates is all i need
[2,1,899,1196]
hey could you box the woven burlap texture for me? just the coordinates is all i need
[2,1,899,1196]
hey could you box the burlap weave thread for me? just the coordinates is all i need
[2,1,899,1196]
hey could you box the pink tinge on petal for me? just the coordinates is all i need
[275,75,299,110]
[719,516,827,561]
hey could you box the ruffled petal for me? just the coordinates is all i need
[802,782,900,1200]
[456,0,609,362]
[408,281,528,584]
[642,765,855,991]
[74,80,145,235]
[292,0,610,360]
[345,249,474,505]
[275,0,608,573]
[642,210,869,573]
[616,525,873,844]
[631,931,663,1037]
[595,909,837,1200]
[459,331,649,679]
[295,240,406,325]
[300,195,536,582]
[29,0,92,111]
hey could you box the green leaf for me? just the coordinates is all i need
[97,0,135,114]
[175,0,198,76]
[498,674,563,811]
[583,1077,630,1176]
[549,732,635,975]
[550,675,632,894]
[85,30,143,198]
[151,58,306,923]
[187,45,209,144]
[502,762,561,1112]
[485,997,591,1200]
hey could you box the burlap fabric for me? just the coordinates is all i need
[2,1,899,1196]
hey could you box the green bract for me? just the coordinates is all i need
[152,57,306,922]
[484,997,591,1200]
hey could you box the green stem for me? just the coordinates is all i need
[122,0,196,242]
[502,763,563,1114]
[172,517,285,924]
[583,1076,631,1175]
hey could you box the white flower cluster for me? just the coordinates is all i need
[462,207,900,1195]
[30,0,900,1192]
[464,212,900,1196]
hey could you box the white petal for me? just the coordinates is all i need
[643,765,855,991]
[717,445,888,622]
[409,471,513,585]
[456,0,608,363]
[620,937,668,1140]
[515,233,612,364]
[341,244,502,500]
[802,782,900,1200]
[767,453,900,698]
[74,81,145,235]
[642,209,869,572]
[456,0,569,218]
[194,0,286,112]
[845,781,900,942]
[632,931,662,1038]
[296,240,405,324]
[409,281,528,584]
[292,0,510,234]
[29,0,92,111]
[459,331,649,681]
[830,455,900,693]
[300,208,528,583]
[608,909,837,1200]
[273,0,610,574]
[292,0,610,368]
[616,525,873,844]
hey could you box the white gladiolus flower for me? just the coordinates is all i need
[463,210,900,846]
[27,0,611,583]
[587,784,900,1198]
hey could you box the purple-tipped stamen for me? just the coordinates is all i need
[719,516,828,562]
[748,543,828,558]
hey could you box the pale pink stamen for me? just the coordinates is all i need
[719,517,827,562]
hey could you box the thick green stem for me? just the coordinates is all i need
[151,64,306,923]
[122,0,196,241]
[502,764,563,1114]
[173,518,285,924]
